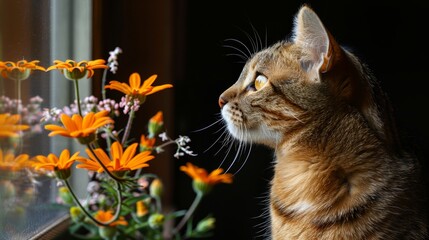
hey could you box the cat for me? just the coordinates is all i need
[218,5,428,240]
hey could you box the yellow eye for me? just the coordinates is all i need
[255,74,268,90]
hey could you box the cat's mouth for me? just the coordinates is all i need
[221,103,279,146]
[221,103,245,138]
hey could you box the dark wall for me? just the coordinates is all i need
[95,1,428,239]
[176,1,429,239]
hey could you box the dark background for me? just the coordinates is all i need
[94,1,429,239]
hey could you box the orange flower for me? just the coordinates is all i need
[0,60,45,81]
[0,113,30,138]
[76,141,154,173]
[44,111,114,143]
[105,72,172,99]
[180,162,233,185]
[47,59,108,80]
[148,111,164,138]
[140,134,156,151]
[0,149,30,171]
[136,200,149,217]
[149,111,163,125]
[94,210,128,227]
[32,149,84,180]
[32,149,83,171]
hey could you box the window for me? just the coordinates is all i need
[0,0,92,239]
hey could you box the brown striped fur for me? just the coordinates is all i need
[219,5,427,239]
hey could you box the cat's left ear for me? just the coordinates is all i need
[292,5,340,74]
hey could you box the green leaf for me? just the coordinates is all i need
[165,210,186,220]
[122,194,150,206]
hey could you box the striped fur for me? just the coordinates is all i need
[219,5,427,239]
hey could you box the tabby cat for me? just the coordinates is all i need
[219,5,428,239]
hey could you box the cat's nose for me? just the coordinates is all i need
[218,97,227,109]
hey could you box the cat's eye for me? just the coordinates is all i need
[254,74,268,91]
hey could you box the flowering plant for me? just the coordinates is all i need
[0,47,233,240]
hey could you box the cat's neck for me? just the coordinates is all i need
[274,103,384,164]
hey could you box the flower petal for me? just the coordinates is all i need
[142,74,158,89]
[121,143,138,165]
[129,73,142,89]
[146,84,173,95]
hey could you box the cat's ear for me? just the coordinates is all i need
[292,5,339,74]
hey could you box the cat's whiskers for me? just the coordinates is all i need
[233,124,253,175]
[253,192,272,239]
[238,27,259,55]
[223,38,252,61]
[204,125,229,154]
[219,123,239,172]
[224,131,244,173]
[217,128,235,155]
[216,125,238,170]
[224,123,251,174]
[249,22,264,53]
[223,44,250,61]
[191,117,224,133]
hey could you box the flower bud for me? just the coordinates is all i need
[148,111,163,138]
[148,213,165,230]
[77,133,96,145]
[58,186,74,205]
[63,68,87,81]
[136,200,149,217]
[70,206,85,223]
[140,135,155,152]
[6,68,31,81]
[150,178,163,199]
[54,168,71,180]
[196,217,216,233]
[192,180,212,196]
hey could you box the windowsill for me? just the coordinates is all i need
[30,214,70,240]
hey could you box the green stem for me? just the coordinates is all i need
[64,179,123,227]
[15,79,23,152]
[103,128,113,158]
[155,196,162,213]
[16,79,21,110]
[124,222,149,235]
[172,193,203,236]
[121,109,135,146]
[73,79,82,116]
[154,140,177,150]
[101,68,108,100]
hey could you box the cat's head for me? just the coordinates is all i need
[219,5,399,149]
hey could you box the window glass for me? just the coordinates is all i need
[0,0,91,238]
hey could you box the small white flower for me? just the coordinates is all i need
[87,181,100,193]
[159,132,169,141]
[108,47,122,74]
[174,152,184,159]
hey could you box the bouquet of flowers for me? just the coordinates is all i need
[0,47,233,240]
